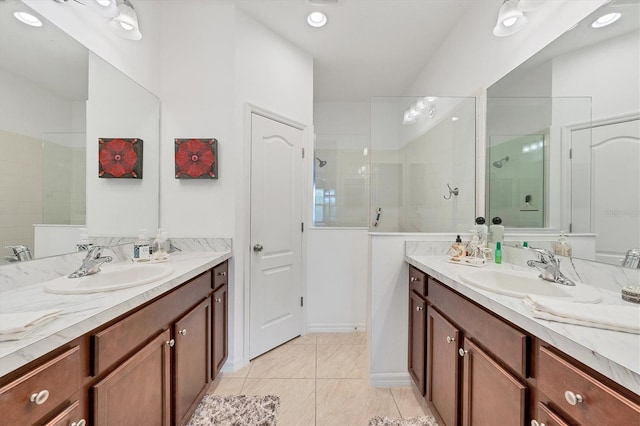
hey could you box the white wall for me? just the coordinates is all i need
[87,52,160,236]
[552,31,640,121]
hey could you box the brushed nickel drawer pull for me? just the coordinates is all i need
[410,277,419,282]
[218,271,226,276]
[458,348,468,357]
[564,390,584,405]
[447,336,455,343]
[216,298,222,303]
[416,306,423,311]
[71,419,87,426]
[530,420,546,426]
[166,339,175,347]
[179,329,187,336]
[30,389,49,405]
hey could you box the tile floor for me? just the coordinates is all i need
[207,332,435,425]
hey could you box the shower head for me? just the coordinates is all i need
[315,157,327,168]
[492,156,509,168]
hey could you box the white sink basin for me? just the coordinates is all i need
[458,269,602,303]
[44,263,173,294]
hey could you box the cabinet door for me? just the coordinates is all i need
[461,338,526,426]
[408,291,427,395]
[174,298,211,426]
[212,283,229,379]
[427,308,460,426]
[92,330,171,426]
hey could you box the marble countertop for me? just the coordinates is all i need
[0,251,231,378]
[406,255,640,395]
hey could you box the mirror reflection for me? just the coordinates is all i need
[486,1,639,265]
[0,0,160,264]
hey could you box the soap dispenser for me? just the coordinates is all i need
[134,229,151,261]
[76,228,93,252]
[151,229,170,261]
[554,231,572,257]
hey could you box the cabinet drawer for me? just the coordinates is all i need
[538,345,640,426]
[535,402,570,426]
[429,278,528,378]
[0,346,81,426]
[93,271,211,376]
[409,266,427,297]
[43,399,85,426]
[213,261,228,290]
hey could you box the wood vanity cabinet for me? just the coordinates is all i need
[410,272,528,426]
[409,267,640,426]
[408,266,427,395]
[212,261,229,379]
[0,346,84,426]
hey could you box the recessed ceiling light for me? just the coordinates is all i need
[13,11,42,27]
[451,117,459,122]
[307,11,328,28]
[591,12,621,28]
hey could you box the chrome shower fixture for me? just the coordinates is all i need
[315,157,327,167]
[492,156,509,168]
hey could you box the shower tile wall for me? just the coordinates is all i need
[0,130,43,260]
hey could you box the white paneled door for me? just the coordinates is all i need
[249,112,303,359]
[571,118,640,264]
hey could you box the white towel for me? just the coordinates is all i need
[523,295,640,334]
[0,309,62,341]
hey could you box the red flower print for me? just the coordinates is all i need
[175,139,216,178]
[99,138,140,178]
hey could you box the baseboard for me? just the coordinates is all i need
[220,355,246,374]
[306,323,367,333]
[370,372,412,388]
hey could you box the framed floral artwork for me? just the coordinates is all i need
[175,138,218,179]
[98,138,143,179]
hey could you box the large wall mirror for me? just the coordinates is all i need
[0,0,160,264]
[486,1,639,265]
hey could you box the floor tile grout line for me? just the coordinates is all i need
[389,388,404,419]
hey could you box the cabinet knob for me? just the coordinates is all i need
[29,389,49,405]
[446,336,455,344]
[564,390,584,405]
[253,244,264,252]
[71,419,87,426]
[166,339,175,347]
[410,277,419,282]
[531,420,546,426]
[416,306,423,312]
[179,329,187,336]
[458,348,468,357]
[218,271,226,276]
[215,298,222,303]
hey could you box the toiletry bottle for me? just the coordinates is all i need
[523,241,528,248]
[450,235,465,258]
[488,217,504,245]
[474,217,488,248]
[134,229,151,261]
[554,231,572,256]
[152,229,170,260]
[495,241,502,264]
[76,228,93,252]
[466,231,480,258]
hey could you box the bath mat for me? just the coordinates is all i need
[369,415,439,426]
[187,394,280,426]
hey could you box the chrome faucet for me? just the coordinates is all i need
[4,245,33,262]
[69,246,113,278]
[526,247,575,286]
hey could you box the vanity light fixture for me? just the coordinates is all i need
[493,0,528,37]
[88,0,120,18]
[307,11,328,27]
[13,11,43,27]
[591,12,621,29]
[108,0,142,40]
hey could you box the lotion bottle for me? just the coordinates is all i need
[554,231,572,257]
[474,217,488,248]
[488,217,504,245]
[76,228,93,252]
[495,241,503,264]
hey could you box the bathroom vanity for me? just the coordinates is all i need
[406,257,640,426]
[0,251,230,426]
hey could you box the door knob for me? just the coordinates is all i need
[253,244,263,252]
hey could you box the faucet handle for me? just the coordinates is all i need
[85,246,106,259]
[529,247,558,265]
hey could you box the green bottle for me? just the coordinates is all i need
[495,241,502,264]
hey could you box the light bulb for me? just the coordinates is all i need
[307,11,328,28]
[13,11,42,27]
[591,12,621,29]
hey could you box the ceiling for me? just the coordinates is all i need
[236,0,475,102]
